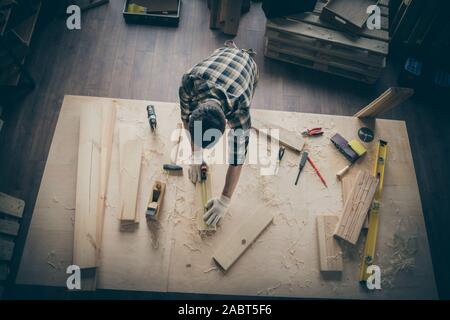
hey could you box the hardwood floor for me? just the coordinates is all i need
[0,0,449,298]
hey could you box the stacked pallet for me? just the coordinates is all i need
[264,0,390,84]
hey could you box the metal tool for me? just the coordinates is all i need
[200,162,208,212]
[278,146,285,161]
[336,139,367,180]
[302,127,324,137]
[307,156,328,188]
[147,105,157,131]
[146,181,166,220]
[294,151,309,186]
[359,140,388,284]
[163,163,182,171]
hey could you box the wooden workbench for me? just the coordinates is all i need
[16,95,437,299]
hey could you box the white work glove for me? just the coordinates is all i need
[203,195,230,227]
[188,164,202,184]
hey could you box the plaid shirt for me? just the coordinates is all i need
[179,46,258,165]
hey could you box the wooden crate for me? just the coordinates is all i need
[264,0,390,83]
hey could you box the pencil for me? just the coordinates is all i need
[307,156,328,188]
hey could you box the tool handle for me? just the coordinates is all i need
[336,165,351,180]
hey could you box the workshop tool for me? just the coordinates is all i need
[294,151,309,186]
[200,162,208,212]
[307,156,328,188]
[302,127,324,137]
[359,140,388,283]
[358,127,374,143]
[146,181,166,220]
[147,105,157,131]
[278,146,285,161]
[163,163,183,176]
[336,139,367,180]
[331,133,359,163]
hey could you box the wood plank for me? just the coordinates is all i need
[342,175,369,229]
[317,215,343,272]
[266,18,388,56]
[252,117,305,153]
[0,262,9,281]
[213,211,274,271]
[196,171,216,234]
[0,219,20,236]
[0,193,25,218]
[354,87,414,118]
[334,170,378,245]
[0,239,14,261]
[73,107,102,269]
[119,139,143,222]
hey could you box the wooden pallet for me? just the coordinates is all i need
[264,0,389,83]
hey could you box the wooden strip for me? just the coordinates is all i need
[342,175,368,228]
[119,139,143,222]
[354,87,414,118]
[197,171,216,233]
[0,219,20,236]
[0,239,14,261]
[213,211,274,271]
[266,18,388,56]
[0,193,25,218]
[0,262,9,281]
[252,117,305,153]
[334,171,378,245]
[73,107,102,269]
[317,215,343,272]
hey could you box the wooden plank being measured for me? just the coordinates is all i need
[119,139,143,222]
[354,87,414,118]
[213,211,274,271]
[334,170,378,245]
[0,193,25,218]
[266,18,388,56]
[317,215,343,272]
[252,117,305,153]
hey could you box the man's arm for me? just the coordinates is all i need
[222,164,242,198]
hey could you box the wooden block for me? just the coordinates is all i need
[0,262,9,281]
[354,87,414,118]
[119,139,143,222]
[213,211,274,271]
[342,175,369,229]
[196,172,216,234]
[0,219,20,236]
[0,239,14,261]
[0,192,25,218]
[317,215,343,272]
[334,170,378,245]
[252,117,305,153]
[222,0,243,35]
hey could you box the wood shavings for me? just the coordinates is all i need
[203,266,218,273]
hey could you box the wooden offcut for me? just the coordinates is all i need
[0,192,25,218]
[252,117,305,153]
[317,215,343,272]
[334,170,378,245]
[213,211,273,271]
[354,87,414,118]
[119,139,143,222]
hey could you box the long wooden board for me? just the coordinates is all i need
[354,87,414,118]
[334,170,378,245]
[196,171,216,234]
[213,211,274,271]
[119,139,143,222]
[317,215,343,272]
[0,193,25,218]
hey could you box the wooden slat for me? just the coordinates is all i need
[354,87,414,118]
[119,139,143,222]
[342,175,369,229]
[0,219,20,236]
[213,211,274,271]
[266,18,388,55]
[252,117,305,153]
[0,193,25,218]
[0,239,14,261]
[317,215,343,272]
[334,170,378,245]
[197,171,216,234]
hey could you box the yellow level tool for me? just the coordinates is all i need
[359,139,388,283]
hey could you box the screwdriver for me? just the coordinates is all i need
[295,151,309,186]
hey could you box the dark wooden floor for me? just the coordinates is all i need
[1,0,449,299]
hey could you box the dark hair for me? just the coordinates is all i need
[189,102,226,149]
